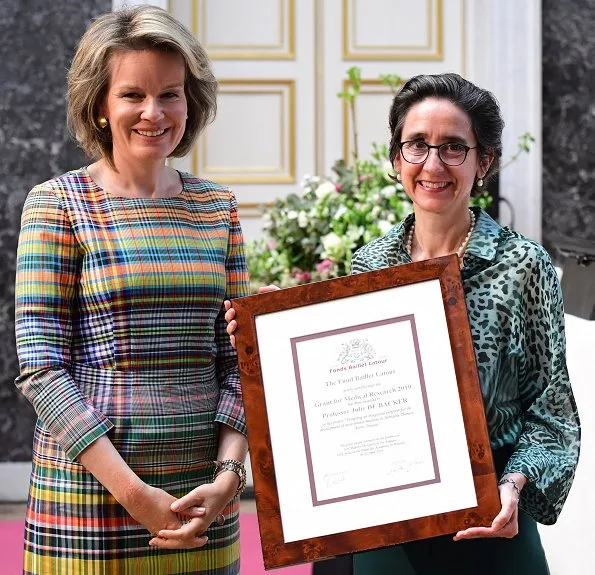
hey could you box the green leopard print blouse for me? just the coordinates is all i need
[351,207,581,525]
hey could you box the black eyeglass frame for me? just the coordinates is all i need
[398,141,479,166]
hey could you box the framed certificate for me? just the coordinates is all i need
[233,254,500,569]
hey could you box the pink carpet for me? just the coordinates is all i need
[240,513,312,575]
[0,515,312,574]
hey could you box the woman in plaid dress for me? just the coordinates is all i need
[15,6,249,574]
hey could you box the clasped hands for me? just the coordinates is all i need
[125,472,238,550]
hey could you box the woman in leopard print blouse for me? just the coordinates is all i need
[350,73,580,574]
[226,73,580,575]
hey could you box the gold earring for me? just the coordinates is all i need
[97,116,108,129]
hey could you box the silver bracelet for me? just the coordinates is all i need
[213,459,247,498]
[498,477,521,496]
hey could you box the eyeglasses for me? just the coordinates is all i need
[399,140,478,166]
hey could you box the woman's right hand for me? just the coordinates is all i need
[123,482,185,538]
[77,436,186,542]
[224,285,280,349]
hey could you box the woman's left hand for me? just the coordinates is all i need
[149,473,238,549]
[453,476,523,541]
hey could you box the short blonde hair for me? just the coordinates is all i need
[67,5,216,164]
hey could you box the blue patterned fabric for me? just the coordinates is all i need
[351,207,580,525]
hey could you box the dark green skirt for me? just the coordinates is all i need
[354,508,549,575]
[354,447,550,575]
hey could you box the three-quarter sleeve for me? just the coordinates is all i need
[14,185,113,460]
[504,248,581,524]
[213,190,250,435]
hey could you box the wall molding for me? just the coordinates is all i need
[193,79,296,184]
[343,0,443,60]
[193,0,295,59]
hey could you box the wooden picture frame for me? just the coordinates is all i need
[233,254,499,569]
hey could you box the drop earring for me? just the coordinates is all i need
[477,178,484,188]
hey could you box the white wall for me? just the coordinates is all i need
[537,314,595,575]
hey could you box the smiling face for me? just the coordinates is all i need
[394,97,491,218]
[100,49,188,167]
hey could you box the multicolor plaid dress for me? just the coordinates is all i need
[14,167,250,575]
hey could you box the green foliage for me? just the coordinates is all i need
[501,132,536,170]
[379,73,402,93]
[336,66,362,104]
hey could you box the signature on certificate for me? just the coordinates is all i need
[387,459,424,476]
[323,471,347,488]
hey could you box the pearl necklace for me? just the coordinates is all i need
[405,209,476,267]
